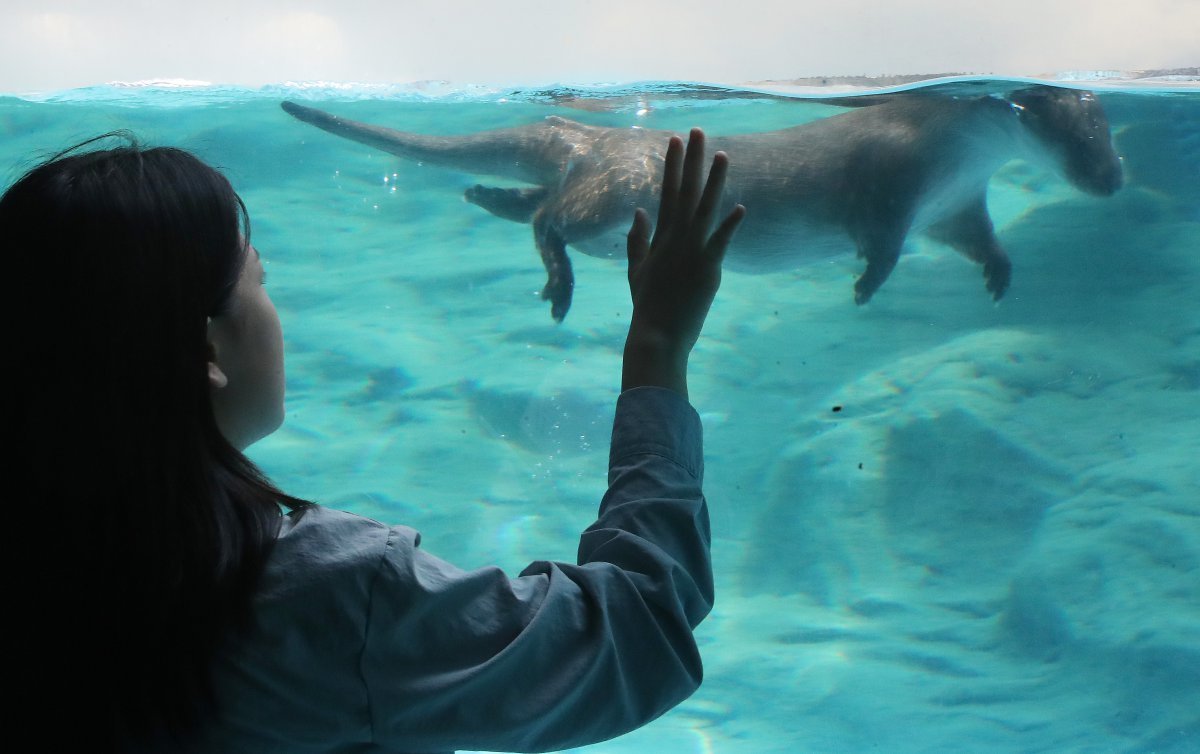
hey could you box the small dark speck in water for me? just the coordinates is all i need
[832,405,843,413]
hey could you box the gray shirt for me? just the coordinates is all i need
[202,386,713,753]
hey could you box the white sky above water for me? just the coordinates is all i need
[1,0,1196,92]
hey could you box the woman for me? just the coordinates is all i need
[4,128,743,752]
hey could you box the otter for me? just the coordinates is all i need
[282,85,1122,321]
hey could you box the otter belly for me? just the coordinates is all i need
[911,179,991,232]
[722,219,852,272]
[572,217,852,274]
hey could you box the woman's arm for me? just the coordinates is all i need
[365,130,744,753]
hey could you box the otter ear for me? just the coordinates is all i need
[206,336,228,389]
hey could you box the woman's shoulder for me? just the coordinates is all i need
[262,505,418,598]
[209,505,420,745]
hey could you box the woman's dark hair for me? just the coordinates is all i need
[2,134,308,749]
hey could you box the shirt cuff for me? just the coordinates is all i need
[611,386,703,481]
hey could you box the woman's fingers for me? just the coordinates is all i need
[694,150,729,239]
[707,204,746,263]
[626,208,651,281]
[677,128,707,220]
[641,128,741,268]
[654,135,685,240]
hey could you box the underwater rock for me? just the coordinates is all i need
[739,328,1069,602]
[1000,491,1200,739]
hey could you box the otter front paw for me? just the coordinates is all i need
[541,276,574,322]
[984,256,1012,300]
[853,277,878,305]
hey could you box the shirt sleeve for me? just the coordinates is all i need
[362,386,713,753]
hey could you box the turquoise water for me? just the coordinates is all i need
[4,78,1198,753]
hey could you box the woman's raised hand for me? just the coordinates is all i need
[622,128,745,398]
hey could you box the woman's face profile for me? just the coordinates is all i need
[207,243,286,449]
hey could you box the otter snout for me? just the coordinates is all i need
[1077,155,1124,196]
[1012,86,1124,198]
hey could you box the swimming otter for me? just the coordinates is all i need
[282,86,1122,321]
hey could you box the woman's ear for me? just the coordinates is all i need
[207,337,228,389]
[208,361,229,389]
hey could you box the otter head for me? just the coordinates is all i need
[1010,86,1123,197]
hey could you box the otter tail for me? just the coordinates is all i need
[281,101,559,183]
